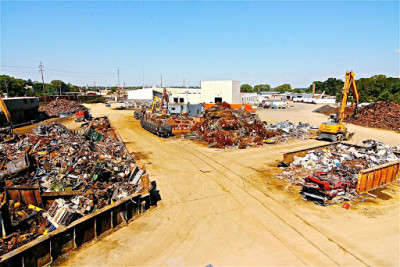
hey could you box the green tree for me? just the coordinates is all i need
[50,80,68,94]
[292,88,303,93]
[240,84,253,92]
[306,81,324,93]
[274,84,292,93]
[377,90,391,101]
[323,78,344,97]
[254,84,271,93]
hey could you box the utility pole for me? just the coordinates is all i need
[141,59,144,88]
[123,82,126,99]
[59,82,62,96]
[39,62,46,105]
[94,82,96,90]
[117,68,121,101]
[117,68,120,88]
[3,78,9,96]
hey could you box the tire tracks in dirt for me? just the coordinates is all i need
[172,140,369,266]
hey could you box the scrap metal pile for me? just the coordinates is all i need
[313,104,354,116]
[277,140,399,205]
[265,121,318,144]
[344,100,400,132]
[189,102,267,148]
[187,103,316,148]
[0,117,157,255]
[39,99,88,117]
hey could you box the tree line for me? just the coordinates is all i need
[0,75,79,97]
[0,75,202,98]
[241,83,304,94]
[241,74,400,103]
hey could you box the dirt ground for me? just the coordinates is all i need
[42,103,400,266]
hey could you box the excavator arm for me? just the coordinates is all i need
[152,88,170,114]
[0,97,16,143]
[318,71,360,142]
[0,97,11,123]
[151,96,162,112]
[338,71,359,124]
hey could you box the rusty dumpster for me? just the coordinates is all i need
[0,192,154,266]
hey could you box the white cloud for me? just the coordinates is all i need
[395,49,400,53]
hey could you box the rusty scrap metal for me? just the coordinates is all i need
[187,103,316,148]
[344,100,400,132]
[38,99,88,117]
[0,116,159,255]
[188,102,266,148]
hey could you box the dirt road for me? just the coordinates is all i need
[59,104,399,266]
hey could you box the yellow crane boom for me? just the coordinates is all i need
[318,71,359,142]
[338,71,359,124]
[0,97,11,123]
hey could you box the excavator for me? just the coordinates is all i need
[151,88,169,114]
[0,97,17,143]
[317,71,359,142]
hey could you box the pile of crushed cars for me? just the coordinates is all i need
[186,103,317,149]
[344,100,400,132]
[0,116,159,255]
[39,99,88,117]
[277,140,399,205]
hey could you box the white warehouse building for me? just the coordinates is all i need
[127,88,153,101]
[127,80,248,105]
[201,80,241,104]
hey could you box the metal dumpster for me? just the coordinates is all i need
[282,142,400,194]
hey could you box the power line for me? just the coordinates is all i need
[1,64,37,69]
[1,64,114,75]
[46,67,113,75]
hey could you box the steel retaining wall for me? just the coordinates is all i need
[0,193,150,266]
[282,142,400,193]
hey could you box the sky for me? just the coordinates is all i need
[1,1,399,88]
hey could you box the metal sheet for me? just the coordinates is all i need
[357,161,400,193]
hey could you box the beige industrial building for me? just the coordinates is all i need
[201,80,241,104]
[127,80,244,105]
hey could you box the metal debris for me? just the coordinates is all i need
[265,121,318,143]
[188,102,267,148]
[0,116,159,255]
[277,142,399,205]
[38,99,88,117]
[344,100,400,132]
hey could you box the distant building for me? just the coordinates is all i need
[127,81,243,105]
[127,88,154,101]
[99,89,111,96]
[85,91,100,96]
[127,87,202,104]
[241,92,258,105]
[0,97,41,126]
[201,80,241,104]
[154,88,202,104]
[168,103,203,117]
